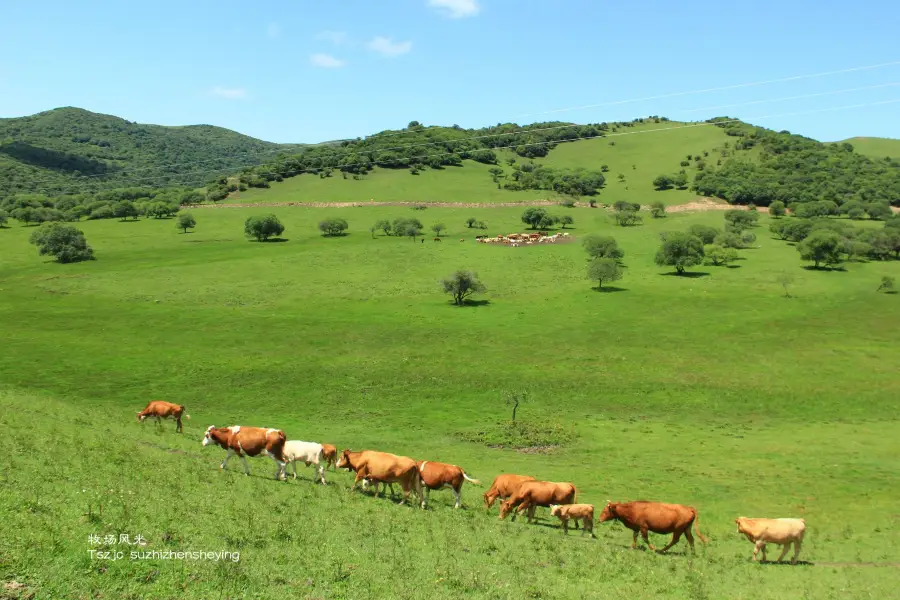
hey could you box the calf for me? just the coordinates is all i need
[283,440,327,485]
[336,449,423,507]
[322,443,338,470]
[499,481,577,523]
[735,517,806,564]
[201,425,287,481]
[136,400,189,433]
[598,501,709,553]
[550,503,595,537]
[483,474,536,511]
[416,460,481,509]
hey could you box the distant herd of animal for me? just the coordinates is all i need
[137,400,808,564]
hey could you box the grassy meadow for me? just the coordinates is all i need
[1,204,900,599]
[232,121,729,207]
[838,136,900,159]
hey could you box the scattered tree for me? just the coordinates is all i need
[768,200,786,218]
[113,201,139,221]
[650,201,666,218]
[431,223,446,237]
[673,172,689,189]
[319,217,349,237]
[653,174,674,190]
[505,390,528,423]
[369,224,378,239]
[559,215,574,229]
[440,270,486,306]
[877,275,895,293]
[776,272,795,298]
[654,232,704,274]
[405,224,421,241]
[582,234,624,261]
[176,212,196,233]
[866,203,893,221]
[375,219,392,235]
[703,244,738,266]
[847,207,866,220]
[0,209,8,228]
[587,258,623,289]
[688,224,720,245]
[475,220,488,230]
[798,230,843,268]
[724,209,759,232]
[521,207,555,230]
[28,222,94,263]
[393,217,423,237]
[244,214,285,242]
[466,217,477,228]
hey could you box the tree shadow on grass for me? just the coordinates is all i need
[659,271,710,278]
[757,560,815,567]
[252,237,289,243]
[725,264,742,269]
[592,286,627,293]
[801,265,846,272]
[452,299,491,307]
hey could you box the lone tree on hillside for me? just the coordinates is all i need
[650,201,666,218]
[654,231,704,275]
[768,200,786,218]
[587,258,623,289]
[798,230,843,269]
[440,270,486,306]
[877,275,895,293]
[431,223,446,237]
[176,212,196,233]
[521,207,555,230]
[703,244,738,266]
[466,217,477,228]
[244,214,285,241]
[319,217,349,236]
[582,234,624,261]
[559,215,574,229]
[505,390,529,423]
[776,272,795,298]
[29,222,94,263]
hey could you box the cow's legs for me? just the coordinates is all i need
[453,487,461,509]
[221,449,234,470]
[684,528,696,553]
[317,463,326,485]
[658,530,683,553]
[352,469,368,492]
[176,416,183,433]
[791,540,802,564]
[527,505,537,524]
[291,461,299,480]
[775,542,791,563]
[753,541,767,561]
[641,527,656,551]
[631,530,639,549]
[421,487,430,509]
[238,454,251,475]
[562,519,569,535]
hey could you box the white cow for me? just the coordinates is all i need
[735,517,806,564]
[282,440,327,484]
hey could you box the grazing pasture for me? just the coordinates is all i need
[1,205,899,599]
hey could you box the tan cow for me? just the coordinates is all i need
[322,443,338,470]
[201,425,287,480]
[499,481,577,523]
[598,501,709,553]
[336,449,423,507]
[282,440,327,485]
[550,503,596,537]
[483,474,536,511]
[735,517,806,564]
[136,400,189,433]
[415,460,481,509]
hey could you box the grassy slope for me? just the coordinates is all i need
[0,107,302,195]
[839,137,900,159]
[233,121,730,206]
[1,207,899,598]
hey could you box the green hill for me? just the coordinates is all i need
[838,136,900,159]
[0,107,304,197]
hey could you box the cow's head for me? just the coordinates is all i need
[597,501,617,523]
[336,449,353,470]
[201,425,217,447]
[549,504,562,517]
[498,500,513,520]
[735,517,748,534]
[136,411,146,423]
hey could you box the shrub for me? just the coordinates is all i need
[798,230,843,268]
[724,209,758,232]
[0,209,8,227]
[392,217,423,237]
[650,202,666,218]
[559,215,574,228]
[653,174,674,190]
[431,223,446,237]
[176,212,196,233]
[866,203,893,221]
[848,207,867,220]
[768,200,786,218]
[466,217,477,228]
[375,219,392,235]
[521,207,555,230]
[88,205,114,220]
[688,224,720,244]
[244,214,285,241]
[654,232,704,274]
[440,270,486,306]
[319,217,349,236]
[587,258,623,289]
[28,222,94,263]
[113,201,139,221]
[582,234,623,261]
[877,276,895,293]
[704,244,738,266]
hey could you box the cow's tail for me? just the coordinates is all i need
[462,472,481,486]
[693,510,710,544]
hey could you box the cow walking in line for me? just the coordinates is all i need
[282,440,327,484]
[201,425,288,481]
[416,460,481,509]
[136,400,189,433]
[499,481,577,523]
[483,474,536,511]
[336,449,423,507]
[322,443,338,470]
[550,504,596,537]
[735,517,806,564]
[598,500,709,553]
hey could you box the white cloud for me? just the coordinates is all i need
[266,22,282,39]
[315,30,348,45]
[211,87,247,99]
[310,53,346,68]
[427,0,480,19]
[367,36,413,58]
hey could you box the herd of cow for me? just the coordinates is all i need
[475,231,572,246]
[137,400,809,564]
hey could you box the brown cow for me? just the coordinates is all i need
[735,517,806,564]
[415,460,481,509]
[598,501,709,553]
[483,474,536,511]
[136,400,189,433]
[433,237,442,242]
[322,443,338,470]
[550,503,596,537]
[201,425,288,480]
[499,481,577,523]
[336,449,423,507]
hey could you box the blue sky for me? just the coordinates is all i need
[1,0,899,143]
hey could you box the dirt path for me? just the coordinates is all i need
[188,197,900,214]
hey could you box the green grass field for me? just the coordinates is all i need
[232,121,730,207]
[838,136,900,159]
[2,205,899,599]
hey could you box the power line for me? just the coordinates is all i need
[25,98,900,196]
[675,81,900,114]
[511,60,900,119]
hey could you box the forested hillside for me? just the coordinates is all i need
[0,107,304,197]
